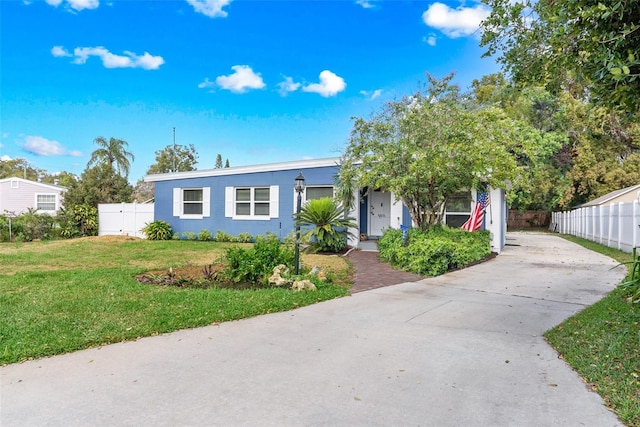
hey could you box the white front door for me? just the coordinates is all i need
[370,190,391,237]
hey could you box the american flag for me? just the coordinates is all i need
[461,192,490,232]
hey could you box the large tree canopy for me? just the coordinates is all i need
[146,143,198,175]
[339,75,534,229]
[87,137,135,178]
[64,164,133,208]
[480,0,640,115]
[470,73,640,210]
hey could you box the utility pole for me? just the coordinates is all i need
[172,127,176,172]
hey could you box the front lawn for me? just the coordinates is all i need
[0,236,351,365]
[545,235,640,426]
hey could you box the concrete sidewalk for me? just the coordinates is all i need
[1,232,626,426]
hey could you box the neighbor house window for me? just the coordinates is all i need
[172,187,210,219]
[444,192,471,227]
[225,186,279,220]
[36,194,56,211]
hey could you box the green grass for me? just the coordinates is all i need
[545,235,640,426]
[0,237,350,365]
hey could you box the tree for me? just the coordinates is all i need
[225,159,230,168]
[87,137,135,177]
[63,164,133,208]
[480,0,640,115]
[215,154,223,169]
[132,179,155,202]
[339,74,530,230]
[146,144,198,174]
[0,158,45,181]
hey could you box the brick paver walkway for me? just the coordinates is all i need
[347,250,424,293]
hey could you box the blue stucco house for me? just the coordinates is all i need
[144,157,507,252]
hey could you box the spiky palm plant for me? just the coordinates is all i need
[296,197,357,253]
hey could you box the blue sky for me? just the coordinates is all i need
[0,0,499,183]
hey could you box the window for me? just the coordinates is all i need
[173,187,210,218]
[305,186,334,201]
[235,187,270,216]
[183,189,203,215]
[225,186,279,220]
[294,186,334,212]
[36,194,56,211]
[11,179,19,189]
[444,192,471,227]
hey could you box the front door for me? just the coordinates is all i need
[369,190,391,237]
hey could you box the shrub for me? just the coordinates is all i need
[182,231,198,241]
[378,226,490,276]
[215,230,235,242]
[57,205,98,238]
[198,229,214,241]
[295,197,356,253]
[142,220,173,240]
[236,232,253,243]
[224,233,295,285]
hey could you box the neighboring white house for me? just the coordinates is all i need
[0,177,67,215]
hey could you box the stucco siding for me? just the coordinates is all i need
[154,166,340,239]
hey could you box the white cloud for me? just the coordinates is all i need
[355,0,376,9]
[46,0,99,11]
[198,77,216,90]
[215,65,266,93]
[186,0,231,18]
[422,2,490,38]
[360,89,382,100]
[53,46,165,70]
[1,155,12,161]
[51,45,71,57]
[21,136,75,157]
[277,76,301,96]
[423,34,437,46]
[302,70,346,97]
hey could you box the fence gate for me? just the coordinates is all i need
[98,202,154,239]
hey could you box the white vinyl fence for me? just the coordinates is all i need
[550,201,640,253]
[98,202,154,239]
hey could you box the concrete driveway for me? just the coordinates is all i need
[1,232,627,426]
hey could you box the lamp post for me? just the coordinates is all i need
[294,172,306,275]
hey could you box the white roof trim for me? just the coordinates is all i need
[144,157,342,183]
[0,177,67,191]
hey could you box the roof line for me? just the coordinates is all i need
[144,157,342,183]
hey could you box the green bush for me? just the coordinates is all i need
[215,230,235,242]
[142,220,173,240]
[378,226,490,276]
[57,205,98,238]
[198,229,214,241]
[182,231,198,241]
[236,232,253,243]
[224,233,295,285]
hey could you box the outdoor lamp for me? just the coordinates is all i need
[294,172,306,193]
[294,172,306,275]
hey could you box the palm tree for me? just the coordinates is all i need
[87,137,135,177]
[296,197,357,253]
